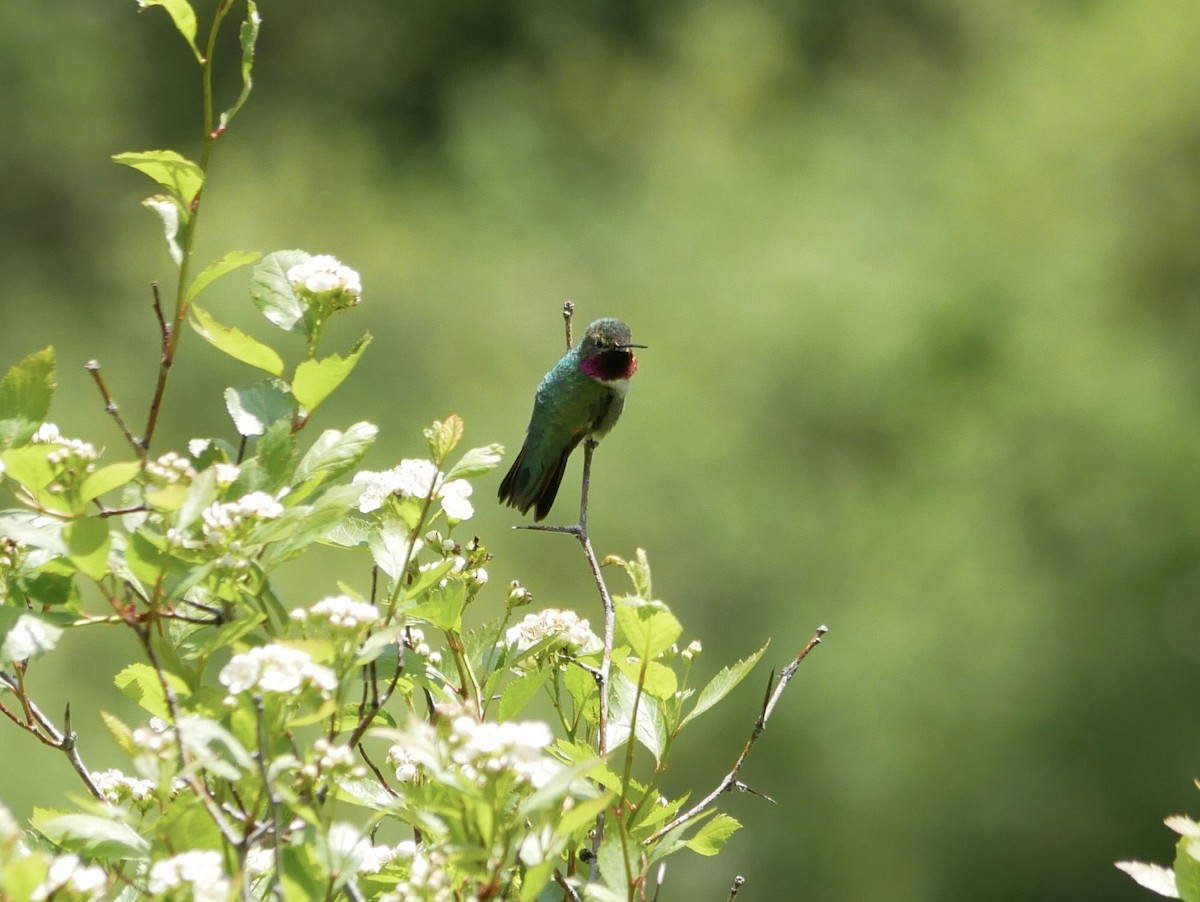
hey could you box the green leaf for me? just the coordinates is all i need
[292,333,373,413]
[17,568,77,607]
[686,813,741,856]
[681,640,770,728]
[175,465,219,531]
[191,304,285,376]
[39,813,150,859]
[186,249,262,302]
[409,581,467,632]
[65,517,111,580]
[610,671,666,761]
[142,195,184,265]
[80,461,142,502]
[250,249,309,332]
[0,346,55,448]
[115,662,190,719]
[113,149,204,207]
[445,443,505,481]
[218,0,260,130]
[424,415,464,464]
[1176,835,1200,902]
[0,445,56,503]
[135,0,201,61]
[294,421,379,487]
[0,511,67,555]
[614,658,678,700]
[224,379,294,437]
[498,668,551,721]
[237,419,296,494]
[127,526,182,585]
[615,598,682,660]
[368,518,414,582]
[0,610,63,665]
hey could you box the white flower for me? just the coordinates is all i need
[505,609,599,655]
[353,460,474,520]
[146,451,196,484]
[213,462,241,486]
[147,850,229,902]
[245,846,275,875]
[358,844,397,874]
[293,595,380,632]
[438,478,474,520]
[32,854,108,900]
[92,768,155,804]
[31,423,62,443]
[448,718,559,788]
[219,644,337,697]
[287,254,362,307]
[386,743,420,782]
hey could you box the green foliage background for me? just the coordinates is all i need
[2,1,1199,898]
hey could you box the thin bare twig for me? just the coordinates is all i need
[553,868,583,902]
[0,672,104,800]
[644,625,829,844]
[562,299,575,349]
[85,360,145,459]
[727,875,746,901]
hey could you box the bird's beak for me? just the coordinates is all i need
[620,343,648,350]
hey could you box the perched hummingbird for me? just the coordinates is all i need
[498,318,644,521]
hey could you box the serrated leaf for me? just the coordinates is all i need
[445,443,505,481]
[239,419,296,493]
[498,668,551,721]
[250,250,309,332]
[292,333,373,412]
[0,511,67,555]
[368,519,414,582]
[1177,836,1200,901]
[610,671,666,761]
[114,150,203,207]
[686,813,741,856]
[191,304,285,376]
[681,640,769,728]
[0,610,63,665]
[1116,861,1181,898]
[186,250,262,302]
[294,421,379,487]
[80,461,142,502]
[115,662,190,719]
[0,346,55,448]
[409,581,466,632]
[39,813,150,859]
[136,0,200,61]
[615,599,682,660]
[424,414,464,463]
[65,517,111,580]
[142,195,184,265]
[0,445,56,500]
[224,379,293,437]
[614,658,677,700]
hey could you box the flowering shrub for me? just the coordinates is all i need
[0,3,823,900]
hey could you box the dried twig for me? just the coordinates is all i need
[85,360,145,458]
[644,625,829,844]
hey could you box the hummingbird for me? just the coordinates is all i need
[498,318,645,521]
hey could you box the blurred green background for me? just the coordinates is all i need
[3,1,1200,898]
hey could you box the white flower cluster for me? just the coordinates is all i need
[286,254,362,309]
[219,644,337,698]
[131,718,175,758]
[31,854,108,900]
[354,459,474,520]
[31,423,99,466]
[379,844,466,902]
[386,743,420,783]
[448,716,559,789]
[200,491,285,543]
[505,608,599,656]
[291,594,380,633]
[92,768,155,805]
[302,738,364,781]
[145,451,196,485]
[146,850,230,902]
